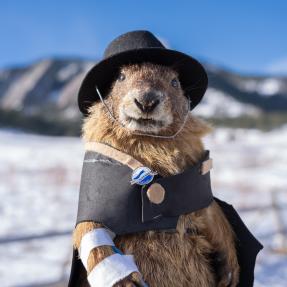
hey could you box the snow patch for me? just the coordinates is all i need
[193,88,260,117]
[240,78,283,96]
[258,78,281,96]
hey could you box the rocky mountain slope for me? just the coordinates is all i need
[0,58,286,135]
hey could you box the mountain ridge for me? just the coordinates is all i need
[0,57,287,135]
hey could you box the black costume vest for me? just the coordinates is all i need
[68,143,263,287]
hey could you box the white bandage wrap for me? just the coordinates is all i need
[87,253,139,287]
[80,228,115,269]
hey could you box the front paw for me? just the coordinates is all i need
[113,272,145,287]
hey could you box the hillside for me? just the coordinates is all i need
[0,58,287,135]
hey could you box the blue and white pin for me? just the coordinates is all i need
[130,166,157,185]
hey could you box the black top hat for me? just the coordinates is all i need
[78,30,208,115]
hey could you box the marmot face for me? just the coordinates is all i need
[107,63,189,134]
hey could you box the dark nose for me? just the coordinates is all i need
[134,92,160,113]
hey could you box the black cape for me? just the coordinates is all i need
[68,149,263,287]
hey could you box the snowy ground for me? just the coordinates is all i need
[0,126,286,286]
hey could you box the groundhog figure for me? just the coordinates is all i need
[68,31,262,287]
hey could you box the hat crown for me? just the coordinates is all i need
[104,30,165,59]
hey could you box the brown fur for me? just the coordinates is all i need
[73,63,239,286]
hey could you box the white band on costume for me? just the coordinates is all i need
[87,254,139,287]
[80,228,115,269]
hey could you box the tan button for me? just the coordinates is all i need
[147,183,165,204]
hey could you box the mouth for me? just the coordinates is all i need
[119,105,173,133]
[120,111,166,133]
[126,116,165,127]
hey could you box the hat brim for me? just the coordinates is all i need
[78,48,208,115]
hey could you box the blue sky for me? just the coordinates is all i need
[0,0,287,75]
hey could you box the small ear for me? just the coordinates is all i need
[189,115,213,137]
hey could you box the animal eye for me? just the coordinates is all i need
[118,73,126,81]
[171,78,179,88]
